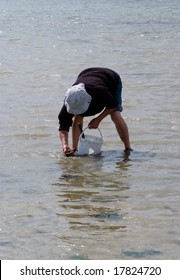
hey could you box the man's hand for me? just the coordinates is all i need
[88,117,100,129]
[88,108,114,129]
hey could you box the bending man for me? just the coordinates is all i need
[58,67,132,156]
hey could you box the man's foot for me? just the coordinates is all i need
[63,148,77,157]
[124,148,133,156]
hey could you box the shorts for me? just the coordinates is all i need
[114,79,123,112]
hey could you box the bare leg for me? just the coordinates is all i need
[111,111,132,150]
[59,130,76,156]
[72,115,84,150]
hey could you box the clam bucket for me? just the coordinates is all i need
[77,127,103,155]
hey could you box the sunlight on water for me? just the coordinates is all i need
[0,0,179,259]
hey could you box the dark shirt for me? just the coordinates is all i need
[58,67,121,131]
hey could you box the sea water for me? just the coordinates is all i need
[0,0,179,259]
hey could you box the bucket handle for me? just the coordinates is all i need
[80,126,103,140]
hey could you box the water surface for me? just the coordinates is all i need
[0,0,179,259]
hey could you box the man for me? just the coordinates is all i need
[58,67,132,156]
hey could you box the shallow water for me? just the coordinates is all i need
[0,0,179,259]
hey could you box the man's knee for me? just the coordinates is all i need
[110,111,121,122]
[74,115,83,122]
[73,115,84,124]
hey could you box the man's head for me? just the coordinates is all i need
[64,83,92,114]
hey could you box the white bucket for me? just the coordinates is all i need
[77,127,103,155]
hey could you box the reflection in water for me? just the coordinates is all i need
[54,154,131,257]
[55,150,157,236]
[51,149,163,259]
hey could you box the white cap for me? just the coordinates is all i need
[64,83,92,114]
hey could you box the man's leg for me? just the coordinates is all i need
[111,110,132,150]
[72,115,84,150]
